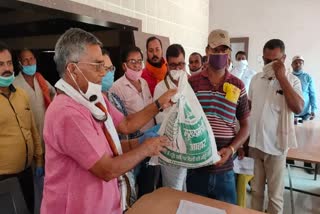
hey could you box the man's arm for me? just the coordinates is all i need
[309,77,317,119]
[116,89,176,134]
[215,118,249,166]
[273,61,304,114]
[89,136,169,181]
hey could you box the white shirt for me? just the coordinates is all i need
[230,67,255,92]
[248,71,302,155]
[13,72,55,150]
[153,76,177,124]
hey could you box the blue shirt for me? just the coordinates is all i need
[292,71,317,116]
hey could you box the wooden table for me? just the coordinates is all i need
[126,187,264,214]
[286,144,320,214]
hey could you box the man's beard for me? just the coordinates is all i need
[147,57,163,68]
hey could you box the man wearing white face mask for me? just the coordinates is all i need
[248,39,304,214]
[230,51,255,92]
[153,44,188,191]
[41,28,176,214]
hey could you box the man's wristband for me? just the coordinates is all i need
[155,99,163,112]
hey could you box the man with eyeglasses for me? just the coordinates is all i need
[41,28,176,214]
[187,29,250,204]
[153,44,188,191]
[142,36,167,96]
[13,48,55,213]
[248,39,303,214]
[0,42,44,213]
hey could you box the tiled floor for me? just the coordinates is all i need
[246,162,320,214]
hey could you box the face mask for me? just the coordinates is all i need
[233,60,248,70]
[125,64,142,81]
[22,64,37,76]
[208,54,228,70]
[0,72,15,87]
[101,70,115,91]
[292,70,303,76]
[170,69,184,80]
[262,61,276,79]
[68,65,103,102]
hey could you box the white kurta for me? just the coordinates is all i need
[14,72,55,150]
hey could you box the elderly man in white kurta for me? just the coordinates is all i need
[13,49,55,214]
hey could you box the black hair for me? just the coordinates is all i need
[146,36,163,50]
[166,44,185,61]
[235,51,246,59]
[263,39,285,53]
[101,48,110,56]
[121,46,143,63]
[190,52,202,60]
[0,41,10,53]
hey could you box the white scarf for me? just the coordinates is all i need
[55,79,123,154]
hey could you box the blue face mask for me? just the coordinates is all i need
[22,64,37,76]
[292,70,303,76]
[101,70,115,91]
[0,72,15,87]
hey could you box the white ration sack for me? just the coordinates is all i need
[150,72,220,168]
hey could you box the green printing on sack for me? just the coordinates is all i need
[162,102,212,164]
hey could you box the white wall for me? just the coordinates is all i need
[210,0,320,115]
[70,0,209,59]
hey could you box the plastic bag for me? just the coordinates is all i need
[150,72,220,168]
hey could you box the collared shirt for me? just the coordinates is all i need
[292,71,317,117]
[0,85,43,174]
[41,94,124,214]
[14,72,55,150]
[110,75,154,132]
[248,72,302,155]
[189,69,250,173]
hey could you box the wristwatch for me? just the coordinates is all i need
[155,99,163,112]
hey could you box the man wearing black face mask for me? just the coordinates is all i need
[187,30,250,205]
[248,39,304,214]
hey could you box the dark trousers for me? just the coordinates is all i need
[137,158,161,198]
[0,167,35,213]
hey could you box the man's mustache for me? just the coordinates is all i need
[152,56,159,60]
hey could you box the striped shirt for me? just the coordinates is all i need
[189,69,250,173]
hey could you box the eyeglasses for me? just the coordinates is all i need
[168,62,186,70]
[127,59,143,66]
[104,65,116,73]
[74,61,105,72]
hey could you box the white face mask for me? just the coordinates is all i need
[234,60,248,70]
[68,64,103,103]
[170,69,185,80]
[262,61,276,79]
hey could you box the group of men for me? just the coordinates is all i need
[0,26,317,214]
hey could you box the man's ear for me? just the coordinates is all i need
[66,63,78,77]
[281,54,287,63]
[122,63,126,72]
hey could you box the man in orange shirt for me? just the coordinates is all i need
[141,37,167,96]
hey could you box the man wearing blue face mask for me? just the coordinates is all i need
[291,55,317,120]
[188,29,250,204]
[0,42,44,213]
[14,49,55,213]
